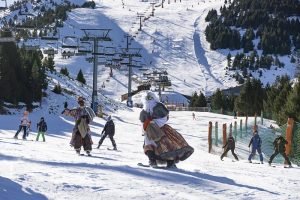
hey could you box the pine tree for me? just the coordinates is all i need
[211,88,224,110]
[76,69,86,84]
[263,75,291,123]
[196,92,207,107]
[189,92,198,107]
[227,52,232,68]
[60,67,69,77]
[278,76,300,124]
[53,83,62,94]
[234,78,253,115]
[43,57,55,72]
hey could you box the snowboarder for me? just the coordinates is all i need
[62,97,95,156]
[14,111,30,140]
[97,116,117,150]
[139,91,194,168]
[36,117,47,142]
[220,133,239,161]
[248,130,263,164]
[268,135,292,167]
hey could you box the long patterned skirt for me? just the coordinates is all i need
[144,124,194,161]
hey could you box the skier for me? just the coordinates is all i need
[62,97,95,156]
[233,110,237,119]
[192,112,196,120]
[14,111,30,140]
[36,117,47,142]
[97,116,117,150]
[26,120,32,137]
[139,91,194,168]
[220,133,239,161]
[248,130,263,164]
[268,135,292,167]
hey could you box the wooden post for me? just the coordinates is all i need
[261,111,263,125]
[223,123,227,157]
[285,118,294,156]
[240,119,243,138]
[245,116,248,133]
[208,121,212,153]
[229,123,232,136]
[254,113,257,126]
[215,122,218,146]
[234,121,237,140]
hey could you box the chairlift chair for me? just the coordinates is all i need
[78,41,92,53]
[62,36,78,49]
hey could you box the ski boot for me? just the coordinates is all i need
[166,160,177,168]
[76,150,81,155]
[86,151,92,157]
[149,159,157,168]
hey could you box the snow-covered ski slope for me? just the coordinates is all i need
[1,107,300,199]
[53,0,297,100]
[52,0,235,100]
[1,0,296,101]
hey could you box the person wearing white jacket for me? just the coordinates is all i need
[14,111,31,140]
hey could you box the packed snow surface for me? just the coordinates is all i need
[1,108,300,200]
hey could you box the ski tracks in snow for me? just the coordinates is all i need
[193,11,223,94]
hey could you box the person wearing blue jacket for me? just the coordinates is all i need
[248,130,263,164]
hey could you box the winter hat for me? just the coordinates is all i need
[107,115,111,121]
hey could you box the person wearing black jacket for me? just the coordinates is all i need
[36,117,47,142]
[220,134,239,161]
[97,116,117,150]
[268,135,292,167]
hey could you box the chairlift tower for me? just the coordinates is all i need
[81,28,112,114]
[121,48,142,107]
[150,2,155,16]
[137,13,144,31]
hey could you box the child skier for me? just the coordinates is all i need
[36,117,47,142]
[268,135,292,167]
[220,133,239,161]
[248,130,263,164]
[97,116,117,150]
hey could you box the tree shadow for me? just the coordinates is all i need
[0,176,48,200]
[0,153,279,196]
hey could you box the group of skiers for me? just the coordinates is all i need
[14,111,48,142]
[13,92,292,168]
[221,128,292,167]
